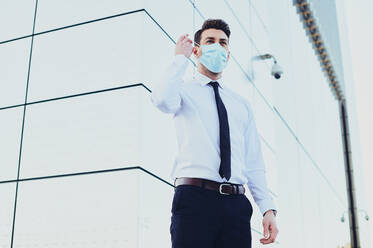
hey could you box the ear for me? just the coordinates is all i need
[227,50,231,61]
[192,46,200,59]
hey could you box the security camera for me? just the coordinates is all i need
[341,215,345,223]
[252,53,283,79]
[271,62,283,79]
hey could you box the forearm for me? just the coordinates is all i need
[246,168,277,216]
[150,55,189,114]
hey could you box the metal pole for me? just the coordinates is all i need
[339,99,360,248]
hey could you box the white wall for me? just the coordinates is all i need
[0,0,365,247]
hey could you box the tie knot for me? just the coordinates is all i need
[208,81,219,88]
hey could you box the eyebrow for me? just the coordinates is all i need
[203,36,228,42]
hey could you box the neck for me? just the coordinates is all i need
[197,64,222,81]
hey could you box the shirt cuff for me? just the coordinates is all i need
[256,198,277,216]
[173,54,189,67]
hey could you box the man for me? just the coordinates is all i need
[151,19,279,248]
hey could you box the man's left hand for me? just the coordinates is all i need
[260,210,279,244]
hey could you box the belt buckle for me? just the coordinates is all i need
[219,183,232,195]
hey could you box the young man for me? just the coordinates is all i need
[151,19,279,247]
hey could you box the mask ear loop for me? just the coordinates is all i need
[190,41,201,67]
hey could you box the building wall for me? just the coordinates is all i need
[0,0,366,247]
[334,1,373,247]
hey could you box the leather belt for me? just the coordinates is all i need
[174,177,245,195]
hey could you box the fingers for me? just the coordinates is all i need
[182,35,193,45]
[183,38,193,44]
[263,222,269,239]
[260,231,278,244]
[177,34,192,44]
[175,34,194,58]
[177,34,187,43]
[260,221,279,244]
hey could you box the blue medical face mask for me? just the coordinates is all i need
[198,42,228,73]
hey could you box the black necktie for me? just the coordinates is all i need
[208,81,231,181]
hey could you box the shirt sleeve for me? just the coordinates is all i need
[150,54,189,114]
[243,102,277,216]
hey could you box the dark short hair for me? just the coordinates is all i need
[194,19,231,46]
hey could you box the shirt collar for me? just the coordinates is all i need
[194,70,225,89]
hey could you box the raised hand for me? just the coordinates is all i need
[174,34,194,58]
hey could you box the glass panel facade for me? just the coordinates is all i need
[0,0,35,41]
[12,170,174,247]
[0,183,16,247]
[0,38,30,108]
[0,109,23,181]
[0,0,368,247]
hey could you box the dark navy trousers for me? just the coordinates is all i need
[170,184,253,248]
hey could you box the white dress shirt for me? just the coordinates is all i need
[150,54,276,216]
